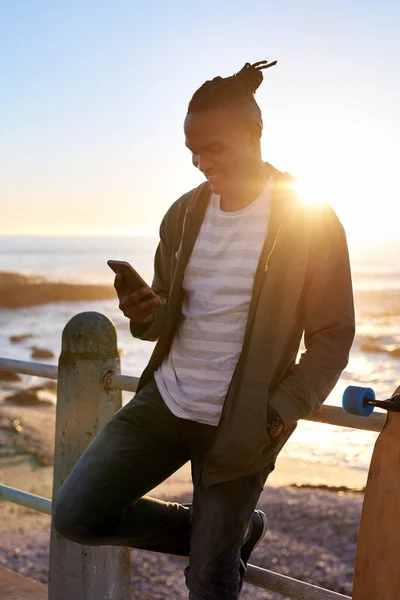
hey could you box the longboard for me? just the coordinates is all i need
[342,384,400,599]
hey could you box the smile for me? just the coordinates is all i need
[207,173,220,182]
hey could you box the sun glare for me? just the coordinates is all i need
[292,177,328,206]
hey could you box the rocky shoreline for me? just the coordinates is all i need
[0,271,115,308]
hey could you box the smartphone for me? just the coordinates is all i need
[107,260,157,300]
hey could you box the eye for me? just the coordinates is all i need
[208,143,223,154]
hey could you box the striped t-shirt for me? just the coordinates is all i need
[154,177,272,426]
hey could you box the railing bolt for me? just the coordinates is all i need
[103,370,116,390]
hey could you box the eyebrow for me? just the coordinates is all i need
[185,141,220,153]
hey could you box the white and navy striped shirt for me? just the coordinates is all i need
[154,177,272,426]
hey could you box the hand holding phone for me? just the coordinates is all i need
[107,260,165,324]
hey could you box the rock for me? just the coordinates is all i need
[30,383,57,396]
[31,347,56,360]
[35,380,57,392]
[360,340,400,359]
[0,371,22,382]
[4,389,53,406]
[10,334,35,343]
[360,340,385,354]
[0,270,115,308]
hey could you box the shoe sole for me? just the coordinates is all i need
[251,509,268,554]
[239,510,268,596]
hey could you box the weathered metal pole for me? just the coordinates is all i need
[48,312,131,600]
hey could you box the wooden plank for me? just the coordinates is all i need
[0,567,47,600]
[353,384,400,599]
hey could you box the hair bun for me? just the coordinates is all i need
[235,60,277,93]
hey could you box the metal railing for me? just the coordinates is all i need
[1,357,386,433]
[1,310,380,599]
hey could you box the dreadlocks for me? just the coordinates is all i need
[187,60,277,133]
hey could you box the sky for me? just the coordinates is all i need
[1,1,399,246]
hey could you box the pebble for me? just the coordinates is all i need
[0,371,22,382]
[9,334,35,344]
[4,389,53,407]
[30,347,56,360]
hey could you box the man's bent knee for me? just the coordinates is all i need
[52,492,102,545]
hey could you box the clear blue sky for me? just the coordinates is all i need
[1,1,399,243]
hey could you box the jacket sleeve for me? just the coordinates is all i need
[268,205,356,430]
[130,211,171,342]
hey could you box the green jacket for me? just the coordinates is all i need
[130,164,356,486]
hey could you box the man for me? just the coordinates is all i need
[53,60,355,599]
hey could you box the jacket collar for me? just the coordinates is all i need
[175,164,295,269]
[170,164,295,317]
[187,162,294,219]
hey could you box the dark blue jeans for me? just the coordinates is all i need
[53,376,274,599]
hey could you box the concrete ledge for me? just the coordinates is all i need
[0,567,47,600]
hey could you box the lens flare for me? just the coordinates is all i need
[292,178,327,206]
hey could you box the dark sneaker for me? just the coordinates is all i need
[238,509,268,595]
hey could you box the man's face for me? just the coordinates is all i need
[184,108,259,196]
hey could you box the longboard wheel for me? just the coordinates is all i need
[342,386,375,416]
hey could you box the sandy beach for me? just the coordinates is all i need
[0,396,366,599]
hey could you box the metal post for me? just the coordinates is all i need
[48,312,131,600]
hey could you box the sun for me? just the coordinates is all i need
[291,177,328,206]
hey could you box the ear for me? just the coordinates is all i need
[246,121,262,150]
[250,120,262,142]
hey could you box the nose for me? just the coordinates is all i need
[192,153,213,173]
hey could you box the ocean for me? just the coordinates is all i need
[1,235,399,472]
